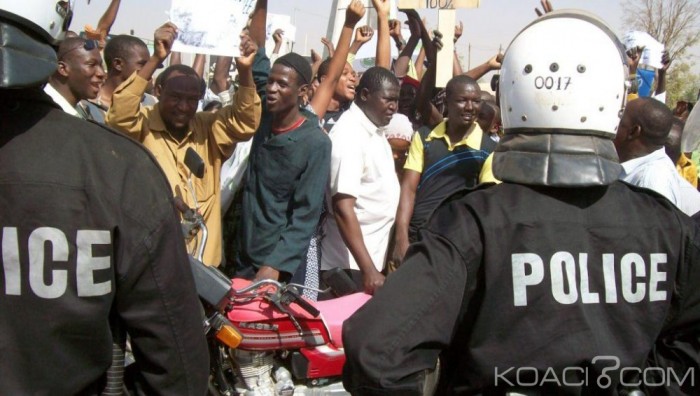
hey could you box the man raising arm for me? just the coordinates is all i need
[106,22,261,267]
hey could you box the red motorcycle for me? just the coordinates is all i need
[192,252,370,396]
[181,151,370,395]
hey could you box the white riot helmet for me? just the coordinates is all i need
[494,10,628,186]
[0,1,73,88]
[0,0,73,45]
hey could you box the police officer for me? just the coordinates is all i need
[0,1,208,394]
[343,10,700,395]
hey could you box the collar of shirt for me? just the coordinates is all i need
[426,120,483,151]
[678,153,693,169]
[620,147,671,177]
[43,83,82,118]
[348,102,389,137]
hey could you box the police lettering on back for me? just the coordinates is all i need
[512,252,668,306]
[2,227,112,298]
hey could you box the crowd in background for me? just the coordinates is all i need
[46,0,700,298]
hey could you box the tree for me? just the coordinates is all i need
[622,0,700,62]
[665,61,700,105]
[622,0,700,106]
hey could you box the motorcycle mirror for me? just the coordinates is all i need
[184,148,205,179]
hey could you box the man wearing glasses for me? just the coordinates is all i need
[44,38,105,119]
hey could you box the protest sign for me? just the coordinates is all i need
[170,0,255,56]
[623,30,665,69]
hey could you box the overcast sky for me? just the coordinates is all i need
[70,0,698,73]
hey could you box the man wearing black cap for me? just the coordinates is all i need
[235,52,332,283]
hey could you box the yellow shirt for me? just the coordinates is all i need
[404,120,497,183]
[677,153,698,188]
[106,73,262,266]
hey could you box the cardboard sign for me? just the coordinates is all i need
[397,0,480,9]
[623,30,665,70]
[170,0,255,56]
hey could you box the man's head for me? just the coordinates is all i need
[495,10,628,187]
[665,118,685,164]
[480,91,496,104]
[355,66,400,127]
[157,64,206,136]
[0,0,74,88]
[385,113,414,173]
[478,101,502,136]
[445,75,482,130]
[267,52,312,115]
[103,35,150,80]
[398,76,419,119]
[52,37,105,104]
[318,58,357,103]
[614,97,674,163]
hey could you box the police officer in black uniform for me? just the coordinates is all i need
[0,1,208,394]
[343,10,700,396]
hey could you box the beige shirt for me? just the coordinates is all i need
[106,73,261,266]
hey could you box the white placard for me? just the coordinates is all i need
[623,30,665,70]
[267,13,297,43]
[170,0,255,56]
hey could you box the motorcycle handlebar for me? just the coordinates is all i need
[233,279,320,318]
[285,287,320,318]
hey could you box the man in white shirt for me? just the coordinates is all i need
[44,37,105,119]
[615,97,700,216]
[321,66,401,295]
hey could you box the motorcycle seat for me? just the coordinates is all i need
[315,293,371,348]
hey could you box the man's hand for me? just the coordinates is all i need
[345,0,366,28]
[254,265,280,281]
[454,21,463,43]
[235,36,258,71]
[626,45,644,73]
[406,14,421,38]
[389,19,402,40]
[432,30,444,52]
[362,268,385,295]
[321,37,335,57]
[660,51,671,72]
[371,0,391,19]
[153,22,178,61]
[311,48,322,64]
[272,29,284,45]
[534,0,553,17]
[355,25,374,44]
[488,52,504,70]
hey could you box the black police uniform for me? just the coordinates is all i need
[0,89,209,395]
[343,182,700,395]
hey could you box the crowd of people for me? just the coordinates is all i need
[2,0,700,394]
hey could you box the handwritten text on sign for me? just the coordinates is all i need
[396,0,480,9]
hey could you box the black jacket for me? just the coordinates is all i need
[343,182,700,395]
[0,89,209,395]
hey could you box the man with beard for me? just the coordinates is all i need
[106,22,261,267]
[44,37,105,119]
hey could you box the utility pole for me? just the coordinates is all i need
[468,42,471,70]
